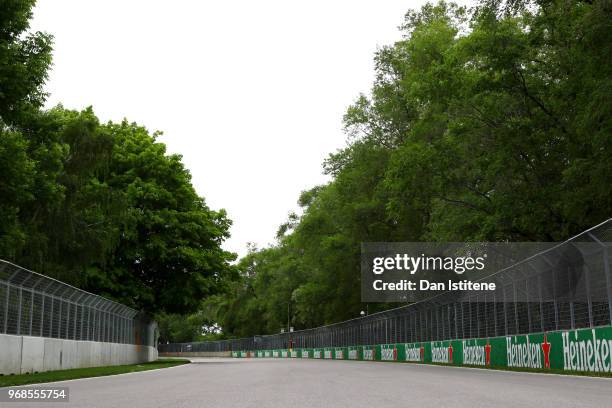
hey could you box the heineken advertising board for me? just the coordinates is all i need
[234,325,612,374]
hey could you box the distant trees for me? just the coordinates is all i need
[211,0,612,337]
[0,1,235,314]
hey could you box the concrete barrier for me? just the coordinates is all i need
[20,336,45,374]
[0,335,23,375]
[159,351,231,358]
[0,334,158,375]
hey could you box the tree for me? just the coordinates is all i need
[95,120,236,313]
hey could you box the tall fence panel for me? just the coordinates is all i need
[0,260,155,346]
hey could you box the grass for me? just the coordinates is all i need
[0,358,190,387]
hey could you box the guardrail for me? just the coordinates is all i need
[160,219,611,354]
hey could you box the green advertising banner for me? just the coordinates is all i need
[380,344,398,361]
[361,345,376,361]
[232,326,612,375]
[347,346,360,360]
[334,348,347,360]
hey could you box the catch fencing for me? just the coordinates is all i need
[0,260,155,346]
[159,219,612,353]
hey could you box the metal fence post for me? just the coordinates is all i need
[4,283,9,333]
[584,264,594,328]
[28,289,34,336]
[17,287,23,335]
[588,233,612,325]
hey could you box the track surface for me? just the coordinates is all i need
[10,358,612,408]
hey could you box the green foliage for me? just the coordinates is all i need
[156,311,222,343]
[96,120,236,313]
[214,0,612,337]
[0,0,53,126]
[0,1,236,319]
[0,107,236,314]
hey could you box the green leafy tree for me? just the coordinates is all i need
[94,120,236,313]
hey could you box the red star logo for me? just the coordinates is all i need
[420,346,425,362]
[541,333,551,369]
[485,341,492,365]
[448,344,453,363]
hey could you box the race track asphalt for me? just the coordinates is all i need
[7,358,612,408]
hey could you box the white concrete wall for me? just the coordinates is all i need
[0,334,158,375]
[0,334,22,374]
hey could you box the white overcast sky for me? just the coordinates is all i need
[30,0,465,258]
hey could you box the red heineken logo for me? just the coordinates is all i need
[541,333,551,369]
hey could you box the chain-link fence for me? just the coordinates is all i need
[0,260,155,346]
[160,219,612,353]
